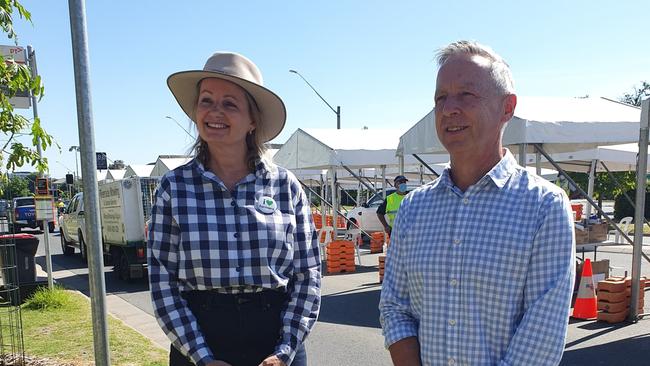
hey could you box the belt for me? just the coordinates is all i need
[182,288,287,308]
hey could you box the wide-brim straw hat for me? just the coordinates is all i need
[167,52,286,142]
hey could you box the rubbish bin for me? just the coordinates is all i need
[0,233,40,285]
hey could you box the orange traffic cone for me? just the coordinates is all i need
[572,258,598,319]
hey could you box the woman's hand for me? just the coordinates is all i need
[258,355,286,366]
[206,361,233,366]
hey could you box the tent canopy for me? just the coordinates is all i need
[151,156,192,177]
[274,128,449,170]
[398,97,641,156]
[124,164,155,178]
[529,143,648,173]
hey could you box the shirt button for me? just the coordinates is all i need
[234,233,239,238]
[462,198,469,204]
[236,267,241,272]
[448,358,455,366]
[453,238,461,245]
[450,279,458,286]
[231,200,236,206]
[449,319,456,326]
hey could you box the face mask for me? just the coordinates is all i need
[398,183,407,193]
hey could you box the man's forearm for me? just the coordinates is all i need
[388,337,421,366]
[377,214,390,230]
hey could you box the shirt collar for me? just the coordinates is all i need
[485,149,518,189]
[437,149,519,191]
[191,157,274,182]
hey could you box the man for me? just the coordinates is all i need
[379,41,575,366]
[376,175,410,236]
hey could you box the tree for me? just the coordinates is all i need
[108,159,125,169]
[3,174,29,197]
[0,1,54,186]
[619,81,650,107]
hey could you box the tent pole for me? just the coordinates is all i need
[536,151,542,175]
[341,164,378,195]
[330,167,338,237]
[412,154,439,177]
[585,159,597,220]
[533,144,650,264]
[381,165,387,199]
[518,143,527,167]
[630,99,650,321]
[399,155,405,175]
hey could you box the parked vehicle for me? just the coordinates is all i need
[345,186,418,233]
[59,177,160,281]
[10,196,56,233]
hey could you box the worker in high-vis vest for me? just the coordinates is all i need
[376,175,409,236]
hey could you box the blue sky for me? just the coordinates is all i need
[8,0,650,178]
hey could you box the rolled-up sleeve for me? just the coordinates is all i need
[499,191,575,365]
[379,197,419,347]
[148,178,215,366]
[274,177,321,364]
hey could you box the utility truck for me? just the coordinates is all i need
[59,177,160,281]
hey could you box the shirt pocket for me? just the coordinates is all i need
[249,208,295,257]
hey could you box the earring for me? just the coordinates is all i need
[248,129,254,136]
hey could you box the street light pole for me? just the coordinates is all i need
[289,69,341,129]
[165,115,194,138]
[69,145,80,181]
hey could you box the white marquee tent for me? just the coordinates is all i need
[398,97,641,157]
[150,155,192,177]
[124,164,155,178]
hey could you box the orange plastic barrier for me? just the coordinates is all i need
[326,240,356,274]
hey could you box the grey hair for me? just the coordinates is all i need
[189,80,268,171]
[436,40,515,95]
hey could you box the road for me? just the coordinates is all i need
[30,228,650,366]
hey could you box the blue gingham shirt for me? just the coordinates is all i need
[148,158,321,366]
[379,150,575,366]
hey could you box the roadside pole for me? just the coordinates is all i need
[68,0,111,364]
[630,98,649,321]
[26,46,53,290]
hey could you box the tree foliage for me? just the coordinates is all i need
[0,1,54,183]
[619,81,650,107]
[3,174,30,197]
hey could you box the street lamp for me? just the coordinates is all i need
[68,145,80,180]
[165,116,194,138]
[289,69,341,129]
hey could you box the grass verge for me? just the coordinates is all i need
[16,286,168,365]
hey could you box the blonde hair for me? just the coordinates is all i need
[190,81,267,171]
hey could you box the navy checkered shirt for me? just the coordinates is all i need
[148,158,321,366]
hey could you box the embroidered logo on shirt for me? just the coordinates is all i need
[256,196,277,214]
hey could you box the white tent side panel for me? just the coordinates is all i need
[273,129,334,170]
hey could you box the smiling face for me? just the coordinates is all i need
[434,54,515,162]
[195,78,255,149]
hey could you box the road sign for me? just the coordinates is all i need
[0,45,30,109]
[96,152,107,170]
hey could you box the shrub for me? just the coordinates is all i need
[24,286,71,310]
[613,188,650,221]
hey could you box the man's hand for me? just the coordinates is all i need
[258,355,286,366]
[206,361,233,366]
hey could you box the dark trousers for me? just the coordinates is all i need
[169,290,307,366]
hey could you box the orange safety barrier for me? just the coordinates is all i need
[326,240,356,274]
[370,232,385,254]
[378,255,386,283]
[596,276,646,323]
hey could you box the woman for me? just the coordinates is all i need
[148,52,321,366]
